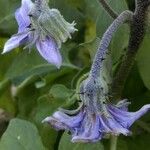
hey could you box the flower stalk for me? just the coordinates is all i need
[89,10,133,80]
[98,0,118,19]
[110,1,150,149]
[112,0,150,100]
[110,135,118,150]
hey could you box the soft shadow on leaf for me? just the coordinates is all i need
[5,49,79,86]
[0,118,47,150]
[137,34,150,90]
[123,64,146,99]
[126,133,150,150]
[0,0,19,36]
[33,84,74,124]
[32,85,74,150]
[59,132,104,150]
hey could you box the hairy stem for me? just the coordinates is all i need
[98,0,118,19]
[89,10,133,79]
[112,0,150,100]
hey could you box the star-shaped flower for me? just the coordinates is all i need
[43,78,150,143]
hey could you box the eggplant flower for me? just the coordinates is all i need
[43,78,150,143]
[2,0,77,68]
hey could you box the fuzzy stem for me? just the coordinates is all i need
[110,135,118,150]
[89,10,133,79]
[112,0,150,100]
[98,0,118,19]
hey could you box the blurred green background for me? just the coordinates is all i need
[0,0,150,149]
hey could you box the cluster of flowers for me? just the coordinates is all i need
[3,0,150,143]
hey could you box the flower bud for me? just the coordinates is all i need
[38,8,77,48]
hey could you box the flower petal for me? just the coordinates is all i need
[72,115,101,143]
[15,0,33,32]
[2,32,28,54]
[99,116,131,136]
[108,104,150,128]
[36,36,62,68]
[43,110,84,131]
[53,111,84,128]
[42,116,70,131]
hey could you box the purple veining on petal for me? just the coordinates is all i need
[15,0,33,32]
[100,116,131,136]
[72,114,101,143]
[43,98,150,143]
[2,32,29,54]
[2,0,32,54]
[99,116,112,133]
[36,36,62,68]
[43,110,84,132]
[108,103,150,128]
[52,110,85,128]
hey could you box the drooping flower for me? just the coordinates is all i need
[2,0,77,68]
[43,78,150,143]
[42,9,150,143]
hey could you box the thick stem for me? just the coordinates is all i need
[89,10,133,79]
[110,135,118,150]
[98,0,118,19]
[112,0,150,100]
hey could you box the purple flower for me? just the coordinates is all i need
[2,0,77,68]
[43,77,150,143]
[43,99,150,143]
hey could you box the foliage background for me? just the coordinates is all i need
[0,0,150,149]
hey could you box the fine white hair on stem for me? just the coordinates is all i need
[89,10,133,79]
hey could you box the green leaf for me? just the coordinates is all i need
[5,50,79,86]
[50,84,73,101]
[39,125,58,150]
[126,133,150,150]
[59,132,104,150]
[5,50,49,82]
[32,85,74,150]
[117,138,128,150]
[49,0,85,30]
[33,84,74,124]
[0,79,11,96]
[15,83,39,118]
[0,0,19,36]
[137,34,150,90]
[123,64,146,98]
[0,118,46,150]
[33,94,60,149]
[0,38,17,79]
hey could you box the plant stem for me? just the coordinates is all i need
[112,0,150,100]
[89,11,133,79]
[110,135,118,150]
[98,0,118,19]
